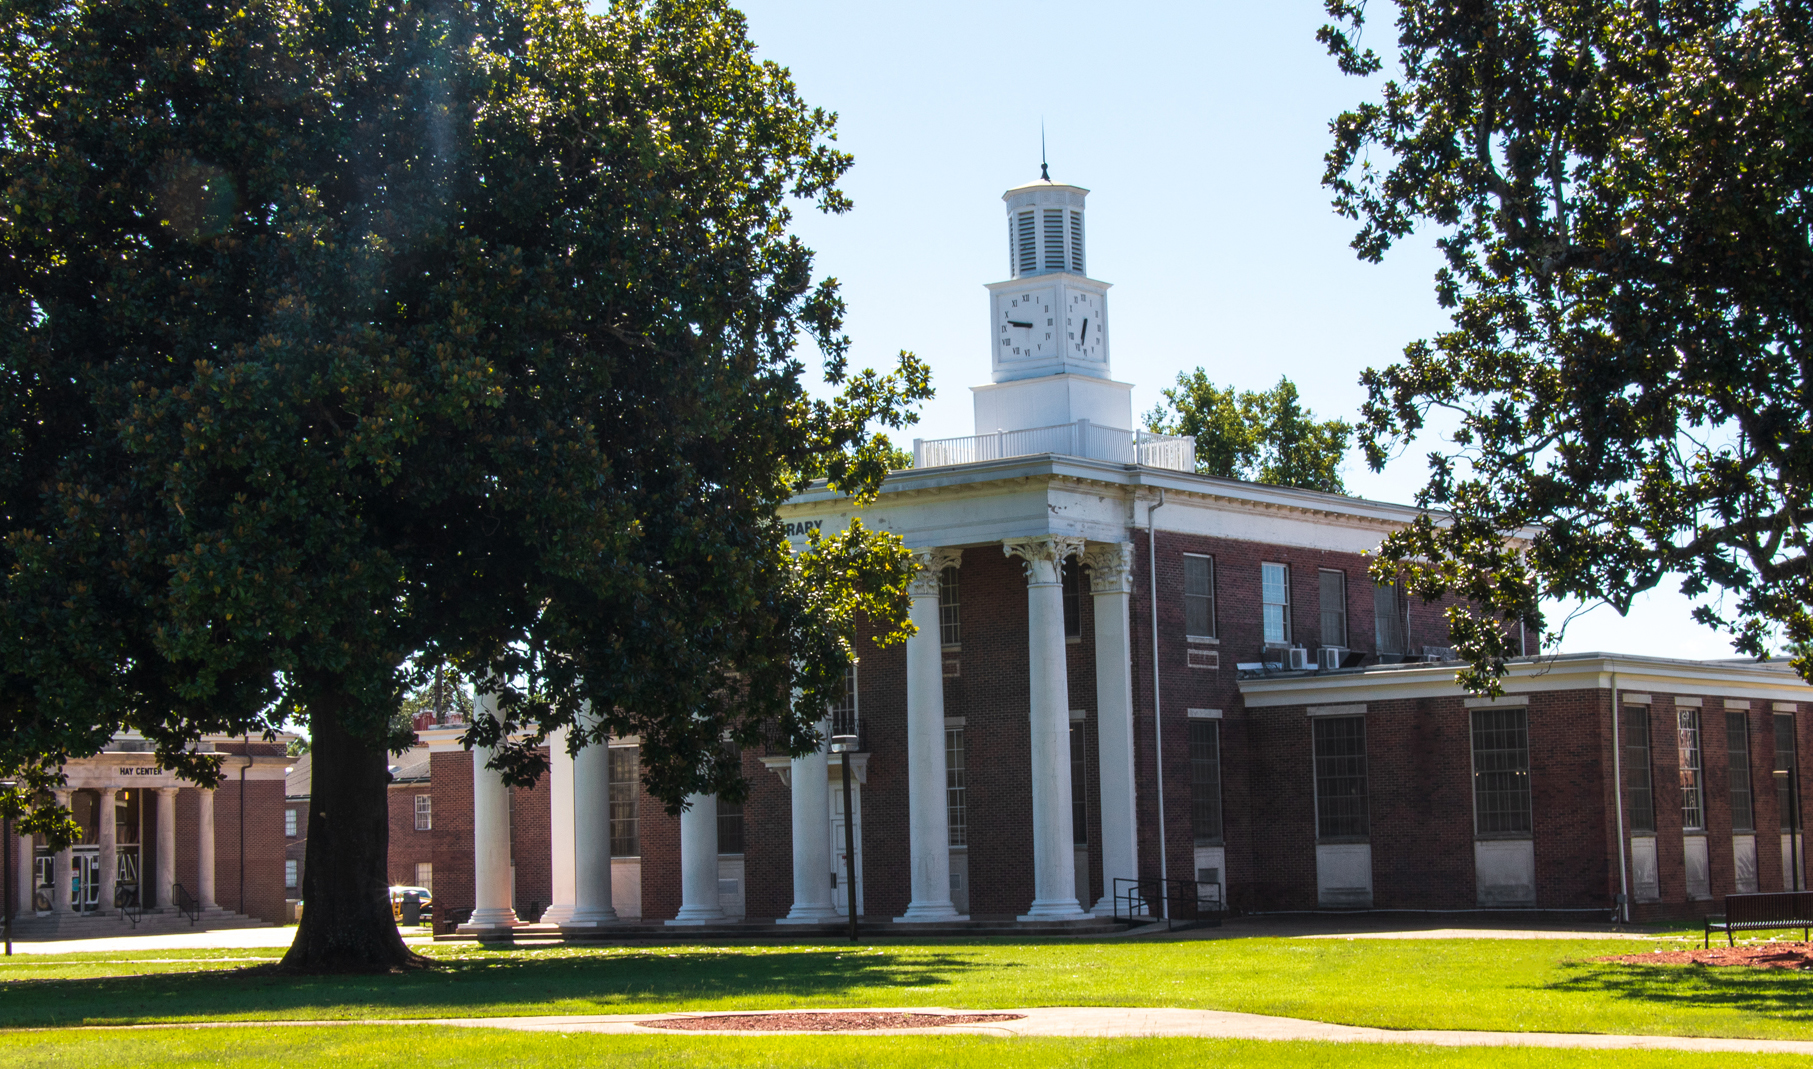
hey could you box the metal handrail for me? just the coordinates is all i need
[1111,876,1225,931]
[116,884,143,927]
[171,882,201,925]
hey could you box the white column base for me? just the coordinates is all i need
[895,901,962,923]
[539,904,579,925]
[561,905,621,927]
[778,902,842,924]
[1018,898,1091,922]
[666,904,727,925]
[463,907,520,928]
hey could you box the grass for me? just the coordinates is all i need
[2,935,1812,1039]
[2,1027,1810,1069]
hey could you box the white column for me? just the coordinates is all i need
[668,793,724,924]
[16,825,34,916]
[96,786,118,914]
[155,787,177,911]
[568,719,618,926]
[539,725,579,926]
[197,788,218,910]
[467,725,519,928]
[1084,541,1139,915]
[51,790,71,914]
[1005,535,1090,921]
[899,547,961,922]
[781,719,839,923]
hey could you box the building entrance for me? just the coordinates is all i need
[71,847,100,912]
[830,780,863,916]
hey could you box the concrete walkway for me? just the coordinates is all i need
[409,1007,1813,1054]
[4,926,434,955]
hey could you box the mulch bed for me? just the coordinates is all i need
[1596,942,1813,970]
[639,1012,1027,1032]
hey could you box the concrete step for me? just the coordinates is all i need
[8,907,273,940]
[443,916,1137,943]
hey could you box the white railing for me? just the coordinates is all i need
[913,420,1196,472]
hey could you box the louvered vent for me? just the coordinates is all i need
[1015,211,1036,276]
[1043,209,1065,270]
[1069,211,1084,273]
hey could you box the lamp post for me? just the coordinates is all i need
[2,778,15,956]
[829,732,859,943]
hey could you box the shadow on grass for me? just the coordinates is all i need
[0,946,1007,1028]
[1547,960,1813,1022]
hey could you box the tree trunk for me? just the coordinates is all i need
[281,690,429,972]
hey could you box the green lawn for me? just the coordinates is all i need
[1,1027,1809,1069]
[2,936,1810,1040]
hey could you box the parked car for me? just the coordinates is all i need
[388,885,433,924]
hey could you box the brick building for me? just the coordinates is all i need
[419,173,1811,931]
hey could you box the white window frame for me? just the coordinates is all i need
[1318,568,1347,648]
[1261,562,1291,647]
[284,808,298,838]
[1183,554,1216,641]
[414,793,432,832]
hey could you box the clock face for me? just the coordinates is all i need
[997,288,1056,362]
[1065,290,1106,361]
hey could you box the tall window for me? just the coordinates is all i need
[1679,708,1705,831]
[1183,555,1216,638]
[830,663,859,739]
[1069,721,1088,845]
[1624,708,1656,833]
[1262,563,1291,646]
[284,809,298,838]
[1777,714,1799,833]
[946,727,967,847]
[1062,560,1082,639]
[285,860,298,889]
[414,862,433,892]
[717,795,744,855]
[1728,712,1755,833]
[609,746,640,857]
[1318,569,1347,648]
[1374,580,1407,656]
[1471,708,1532,835]
[414,794,432,832]
[1312,716,1369,839]
[939,566,961,647]
[1190,720,1223,844]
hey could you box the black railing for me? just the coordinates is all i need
[116,884,143,927]
[1111,876,1225,931]
[172,882,201,925]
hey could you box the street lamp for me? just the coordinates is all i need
[2,778,15,957]
[829,732,859,944]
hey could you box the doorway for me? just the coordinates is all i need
[829,779,863,916]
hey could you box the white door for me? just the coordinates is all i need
[829,779,863,916]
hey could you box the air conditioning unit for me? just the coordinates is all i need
[1423,646,1456,662]
[1287,647,1312,671]
[1317,647,1346,671]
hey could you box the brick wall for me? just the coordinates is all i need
[430,750,473,930]
[387,784,433,890]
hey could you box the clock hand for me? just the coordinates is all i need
[1008,320,1033,329]
[1080,319,1088,342]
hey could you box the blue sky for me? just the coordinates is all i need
[645,1,1750,661]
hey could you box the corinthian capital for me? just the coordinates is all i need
[1002,535,1085,586]
[1082,541,1135,594]
[907,547,963,597]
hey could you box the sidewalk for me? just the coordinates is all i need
[412,1006,1813,1054]
[4,926,434,955]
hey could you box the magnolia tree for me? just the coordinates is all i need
[0,0,927,971]
[1322,0,1813,691]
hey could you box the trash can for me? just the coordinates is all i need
[400,891,421,927]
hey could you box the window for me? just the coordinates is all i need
[284,809,298,838]
[1190,720,1223,843]
[1261,563,1291,646]
[1728,712,1754,833]
[1374,580,1407,656]
[609,746,640,857]
[1777,713,1799,833]
[1319,569,1347,648]
[1070,721,1087,845]
[1312,716,1369,839]
[946,727,967,847]
[717,794,744,855]
[414,794,432,832]
[414,862,433,892]
[1471,708,1532,835]
[1624,708,1655,833]
[1043,208,1065,270]
[939,566,961,647]
[284,859,298,889]
[1183,555,1215,638]
[830,663,859,740]
[1679,708,1705,831]
[1062,560,1082,639]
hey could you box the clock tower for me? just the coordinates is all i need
[973,175,1135,436]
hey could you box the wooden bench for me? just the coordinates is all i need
[1704,891,1813,947]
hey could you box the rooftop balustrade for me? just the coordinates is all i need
[911,420,1197,473]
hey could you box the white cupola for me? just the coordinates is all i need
[973,172,1134,437]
